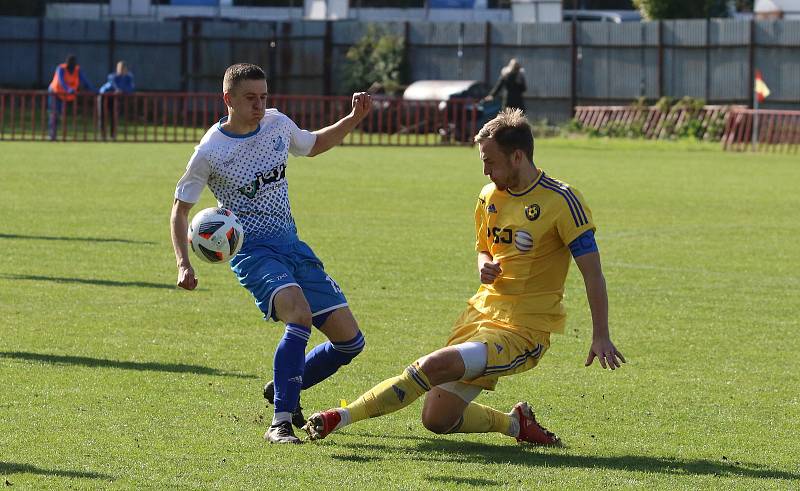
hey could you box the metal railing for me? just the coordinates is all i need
[0,90,480,146]
[574,104,800,152]
[573,105,742,141]
[722,108,800,153]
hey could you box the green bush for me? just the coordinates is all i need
[633,0,728,19]
[342,25,406,95]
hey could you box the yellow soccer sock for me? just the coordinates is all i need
[450,402,515,436]
[346,362,432,423]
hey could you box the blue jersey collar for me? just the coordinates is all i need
[217,116,261,139]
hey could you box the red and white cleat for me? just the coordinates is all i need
[512,402,561,446]
[303,410,342,441]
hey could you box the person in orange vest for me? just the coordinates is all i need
[48,54,94,141]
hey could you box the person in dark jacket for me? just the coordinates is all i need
[484,58,527,113]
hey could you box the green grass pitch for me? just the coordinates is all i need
[1,138,798,489]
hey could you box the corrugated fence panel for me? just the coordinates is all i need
[755,20,800,105]
[708,47,749,101]
[1,17,40,87]
[664,48,708,99]
[43,19,110,89]
[410,22,463,45]
[577,22,659,101]
[710,19,750,45]
[664,19,707,46]
[755,19,800,45]
[407,46,484,80]
[755,47,800,104]
[115,21,183,91]
[490,22,570,45]
[664,20,709,100]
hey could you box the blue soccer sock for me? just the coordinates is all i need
[272,323,311,425]
[301,331,365,390]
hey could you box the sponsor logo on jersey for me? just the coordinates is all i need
[514,230,534,252]
[487,204,497,214]
[495,343,504,354]
[237,164,287,199]
[525,204,541,221]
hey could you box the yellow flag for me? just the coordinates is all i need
[755,70,770,102]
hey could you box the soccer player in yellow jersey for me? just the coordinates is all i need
[304,108,625,444]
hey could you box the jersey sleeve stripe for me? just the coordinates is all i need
[564,187,589,224]
[539,181,584,227]
[541,176,589,226]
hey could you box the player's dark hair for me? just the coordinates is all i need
[474,108,534,163]
[223,63,266,93]
[65,54,77,70]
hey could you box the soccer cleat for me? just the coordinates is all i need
[303,410,342,441]
[264,421,302,444]
[263,380,307,429]
[512,402,561,446]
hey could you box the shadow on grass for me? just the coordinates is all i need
[0,233,155,245]
[0,351,256,379]
[0,273,174,290]
[425,476,500,486]
[330,453,383,463]
[334,440,799,481]
[0,461,113,480]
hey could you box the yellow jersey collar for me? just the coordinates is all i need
[507,169,544,197]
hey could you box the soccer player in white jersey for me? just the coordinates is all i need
[170,63,371,444]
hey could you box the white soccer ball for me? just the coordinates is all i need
[188,207,244,263]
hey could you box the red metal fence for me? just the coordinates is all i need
[573,105,743,141]
[722,109,800,153]
[574,105,800,152]
[0,90,479,146]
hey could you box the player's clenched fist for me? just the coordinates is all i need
[351,92,372,120]
[480,261,502,284]
[177,264,198,290]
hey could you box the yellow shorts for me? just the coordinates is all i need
[446,306,550,390]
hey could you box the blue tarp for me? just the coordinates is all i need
[429,0,476,8]
[171,0,218,6]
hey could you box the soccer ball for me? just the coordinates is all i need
[188,207,244,263]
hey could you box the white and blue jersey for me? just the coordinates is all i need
[175,109,316,246]
[175,110,348,325]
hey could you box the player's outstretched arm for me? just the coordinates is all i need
[574,251,625,370]
[170,199,198,290]
[307,92,371,157]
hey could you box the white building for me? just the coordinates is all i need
[46,0,563,24]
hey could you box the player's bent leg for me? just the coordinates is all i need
[267,287,313,443]
[304,348,466,441]
[273,286,313,327]
[301,307,365,390]
[421,387,470,434]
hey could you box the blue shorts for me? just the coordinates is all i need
[230,240,348,327]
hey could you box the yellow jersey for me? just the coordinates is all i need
[469,170,595,334]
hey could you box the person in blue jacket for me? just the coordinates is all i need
[98,61,135,139]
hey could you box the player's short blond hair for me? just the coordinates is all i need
[223,63,266,93]
[474,108,534,163]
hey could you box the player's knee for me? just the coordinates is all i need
[421,412,460,435]
[286,309,312,327]
[274,288,312,327]
[417,353,459,384]
[281,301,312,327]
[332,330,365,365]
